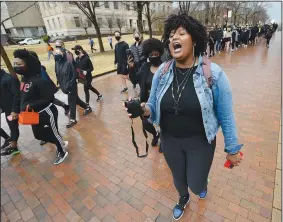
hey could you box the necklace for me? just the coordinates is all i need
[175,67,192,92]
[172,59,196,115]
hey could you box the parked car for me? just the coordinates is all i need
[18,38,41,45]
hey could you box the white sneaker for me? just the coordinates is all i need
[63,141,69,149]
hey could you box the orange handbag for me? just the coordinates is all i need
[18,105,39,125]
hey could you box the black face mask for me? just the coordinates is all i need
[135,37,140,42]
[115,36,121,41]
[13,66,27,75]
[149,56,161,66]
[75,50,80,55]
[54,54,63,61]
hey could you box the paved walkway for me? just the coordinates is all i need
[1,33,282,222]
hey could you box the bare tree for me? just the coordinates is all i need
[115,17,126,33]
[143,2,167,38]
[178,1,202,15]
[75,1,105,52]
[121,2,146,36]
[0,2,37,77]
[238,2,270,25]
[80,17,90,36]
[105,13,114,33]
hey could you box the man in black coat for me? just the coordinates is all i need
[0,69,20,156]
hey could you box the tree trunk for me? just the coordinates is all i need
[136,2,144,36]
[0,43,17,78]
[204,2,210,25]
[91,13,104,52]
[146,3,152,38]
[84,28,88,36]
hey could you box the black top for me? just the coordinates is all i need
[0,69,20,114]
[160,66,206,138]
[139,62,156,103]
[114,41,129,65]
[75,54,94,82]
[20,75,57,112]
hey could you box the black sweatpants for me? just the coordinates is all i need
[141,117,157,137]
[232,41,237,49]
[68,90,88,120]
[161,134,216,196]
[266,37,271,46]
[5,114,19,142]
[32,105,64,155]
[0,128,9,140]
[84,80,100,104]
[209,43,215,55]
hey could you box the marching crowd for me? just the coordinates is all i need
[0,12,279,220]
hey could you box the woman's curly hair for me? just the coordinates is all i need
[162,13,208,57]
[13,49,41,75]
[142,38,164,58]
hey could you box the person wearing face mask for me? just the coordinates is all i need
[54,48,92,128]
[13,49,69,165]
[125,14,243,220]
[128,32,146,89]
[114,31,130,93]
[0,69,20,156]
[137,38,164,151]
[73,45,103,104]
[55,40,75,64]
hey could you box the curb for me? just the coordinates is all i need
[92,69,117,79]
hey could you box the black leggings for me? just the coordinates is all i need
[209,43,215,55]
[53,98,67,108]
[32,105,64,155]
[84,81,100,104]
[5,114,19,142]
[266,37,271,45]
[141,117,157,137]
[161,134,216,196]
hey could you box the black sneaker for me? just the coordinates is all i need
[96,94,103,102]
[40,141,47,146]
[83,107,92,116]
[54,151,68,165]
[1,146,20,156]
[172,194,190,220]
[151,133,160,146]
[64,105,70,115]
[1,138,10,149]
[66,120,77,128]
[120,88,128,94]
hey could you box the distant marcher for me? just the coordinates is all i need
[47,43,54,60]
[108,35,113,49]
[89,37,96,53]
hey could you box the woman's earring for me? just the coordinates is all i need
[193,44,196,56]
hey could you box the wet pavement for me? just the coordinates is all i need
[1,33,281,222]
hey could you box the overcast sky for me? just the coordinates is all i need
[267,2,282,23]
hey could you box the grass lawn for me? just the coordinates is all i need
[1,34,161,82]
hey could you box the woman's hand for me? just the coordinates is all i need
[127,56,134,68]
[226,152,242,167]
[11,112,19,120]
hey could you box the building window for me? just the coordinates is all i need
[97,18,102,26]
[113,2,118,9]
[47,19,50,30]
[163,5,165,12]
[143,20,146,27]
[74,17,80,27]
[129,19,132,28]
[87,19,92,27]
[52,18,56,29]
[126,4,130,10]
[58,17,62,28]
[105,1,109,8]
[152,3,155,11]
[167,6,170,12]
[158,4,161,11]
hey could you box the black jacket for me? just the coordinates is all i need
[55,53,77,94]
[0,69,20,114]
[114,41,129,65]
[75,54,94,83]
[215,30,222,41]
[20,74,57,112]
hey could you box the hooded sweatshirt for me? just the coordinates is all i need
[18,52,57,112]
[55,51,77,94]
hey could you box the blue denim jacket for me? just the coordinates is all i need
[146,56,243,154]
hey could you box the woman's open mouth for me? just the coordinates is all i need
[173,42,182,53]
